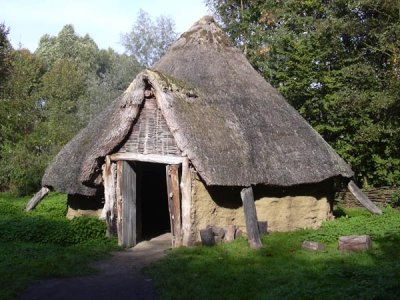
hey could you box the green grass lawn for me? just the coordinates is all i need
[146,206,400,300]
[0,192,119,300]
[2,192,400,300]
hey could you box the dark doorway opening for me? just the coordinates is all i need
[137,162,170,241]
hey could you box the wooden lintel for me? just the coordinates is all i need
[241,186,262,250]
[348,180,382,214]
[110,153,184,165]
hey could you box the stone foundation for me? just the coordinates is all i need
[190,173,333,242]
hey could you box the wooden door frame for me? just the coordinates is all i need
[107,154,192,248]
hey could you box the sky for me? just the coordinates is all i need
[1,0,210,53]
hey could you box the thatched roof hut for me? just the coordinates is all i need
[40,16,356,248]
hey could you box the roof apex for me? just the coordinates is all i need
[171,15,232,50]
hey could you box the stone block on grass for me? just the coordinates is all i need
[302,240,325,251]
[338,235,372,252]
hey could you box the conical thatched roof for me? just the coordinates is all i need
[42,16,353,196]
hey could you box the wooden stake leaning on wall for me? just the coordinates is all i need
[180,157,192,246]
[348,180,382,214]
[166,164,182,248]
[25,187,50,211]
[241,186,262,249]
[101,156,117,237]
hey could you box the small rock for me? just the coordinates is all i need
[302,240,325,251]
[235,228,243,238]
[224,225,236,242]
[209,226,225,239]
[258,221,268,234]
[200,228,215,246]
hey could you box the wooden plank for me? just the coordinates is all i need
[338,235,372,251]
[348,180,382,214]
[241,186,262,249]
[25,187,50,211]
[110,153,184,165]
[166,164,182,247]
[120,161,137,248]
[180,157,192,246]
[101,156,117,237]
[116,161,123,246]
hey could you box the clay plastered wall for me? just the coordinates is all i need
[66,193,104,219]
[191,173,331,241]
[66,207,103,219]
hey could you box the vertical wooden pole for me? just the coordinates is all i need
[180,157,192,246]
[166,164,182,248]
[102,156,117,237]
[116,161,137,248]
[116,161,123,246]
[241,186,262,249]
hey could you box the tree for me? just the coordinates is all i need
[121,9,178,67]
[0,25,142,194]
[207,0,400,187]
[41,59,87,146]
[0,23,12,94]
[81,49,142,122]
[0,49,46,193]
[35,24,99,74]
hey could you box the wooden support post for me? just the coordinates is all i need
[116,161,137,247]
[348,180,382,214]
[26,187,50,211]
[101,156,117,237]
[241,186,262,249]
[180,157,192,246]
[166,164,182,248]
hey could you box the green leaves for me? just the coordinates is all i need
[208,0,400,187]
[121,9,178,67]
[0,24,142,195]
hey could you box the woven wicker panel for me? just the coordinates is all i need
[118,97,181,156]
[335,187,397,207]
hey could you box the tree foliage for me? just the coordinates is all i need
[121,9,178,67]
[0,23,12,94]
[207,0,400,187]
[36,24,99,73]
[0,24,142,194]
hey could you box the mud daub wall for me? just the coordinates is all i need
[336,187,398,207]
[66,192,104,219]
[190,173,333,242]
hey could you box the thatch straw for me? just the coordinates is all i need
[42,16,353,196]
